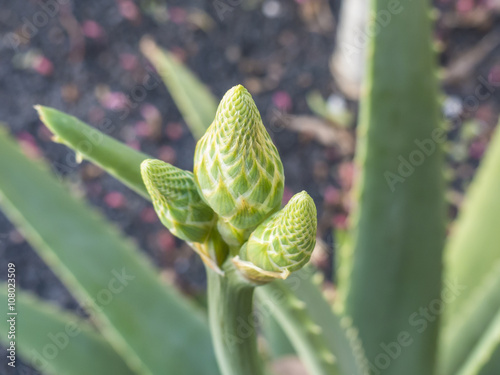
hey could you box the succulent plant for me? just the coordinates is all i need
[140,85,315,375]
[3,3,500,374]
[194,85,285,246]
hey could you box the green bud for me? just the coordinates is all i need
[234,191,317,284]
[194,85,285,245]
[141,159,216,243]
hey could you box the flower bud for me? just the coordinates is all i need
[194,85,284,245]
[234,191,317,283]
[141,159,216,243]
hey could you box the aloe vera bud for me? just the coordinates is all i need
[194,85,285,245]
[141,159,216,243]
[234,191,317,283]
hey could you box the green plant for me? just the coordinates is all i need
[1,0,500,374]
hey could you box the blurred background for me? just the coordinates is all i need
[1,0,500,373]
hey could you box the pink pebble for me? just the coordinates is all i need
[119,53,138,71]
[157,231,176,252]
[324,186,340,205]
[282,186,294,205]
[158,145,176,164]
[32,56,53,76]
[456,0,474,12]
[141,207,158,223]
[81,20,105,39]
[119,0,140,21]
[469,140,486,160]
[17,131,36,145]
[17,132,41,158]
[134,121,151,137]
[140,104,162,126]
[104,191,125,208]
[165,122,184,140]
[338,162,354,190]
[488,65,500,87]
[102,92,129,111]
[333,214,348,230]
[272,91,293,111]
[169,7,187,24]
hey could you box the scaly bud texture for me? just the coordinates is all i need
[141,159,216,243]
[194,85,284,245]
[235,191,317,283]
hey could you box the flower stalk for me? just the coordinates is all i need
[140,84,318,375]
[206,262,264,375]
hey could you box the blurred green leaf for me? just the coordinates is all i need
[261,313,295,359]
[0,285,135,375]
[439,126,500,375]
[140,37,217,139]
[478,346,500,375]
[341,1,446,374]
[456,310,500,375]
[258,280,339,375]
[36,106,150,199]
[0,130,218,375]
[258,269,368,375]
[305,91,352,128]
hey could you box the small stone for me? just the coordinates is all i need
[262,0,282,18]
[81,20,105,39]
[272,91,293,111]
[104,191,125,209]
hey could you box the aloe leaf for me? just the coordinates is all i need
[455,309,500,375]
[0,285,135,375]
[140,37,217,139]
[258,281,339,375]
[261,313,295,358]
[478,346,500,375]
[258,269,369,375]
[36,106,150,199]
[341,1,446,374]
[0,131,218,375]
[439,125,500,375]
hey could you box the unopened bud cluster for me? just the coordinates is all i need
[141,85,317,283]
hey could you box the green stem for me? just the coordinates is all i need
[207,263,264,375]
